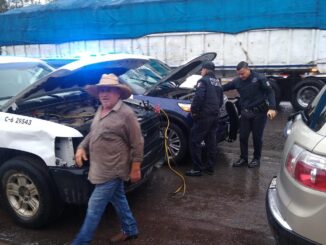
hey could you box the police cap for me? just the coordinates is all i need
[202,61,215,71]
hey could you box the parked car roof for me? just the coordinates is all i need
[0,56,50,64]
[0,56,54,109]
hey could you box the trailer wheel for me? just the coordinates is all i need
[291,78,324,111]
[0,156,61,228]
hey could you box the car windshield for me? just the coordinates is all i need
[0,62,52,105]
[120,59,171,94]
[303,86,326,131]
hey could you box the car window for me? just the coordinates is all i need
[304,86,326,131]
[120,59,171,94]
[147,59,171,77]
[0,62,52,105]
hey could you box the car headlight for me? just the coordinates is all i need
[178,103,191,112]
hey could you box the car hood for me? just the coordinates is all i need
[1,55,148,112]
[145,52,216,95]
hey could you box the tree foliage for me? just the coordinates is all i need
[0,0,54,13]
[0,0,8,13]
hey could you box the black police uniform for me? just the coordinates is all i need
[189,71,223,174]
[222,70,276,163]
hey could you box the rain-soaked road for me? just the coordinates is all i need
[0,103,293,245]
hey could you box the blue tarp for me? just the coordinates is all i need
[0,0,325,46]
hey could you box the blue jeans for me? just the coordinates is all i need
[71,178,138,245]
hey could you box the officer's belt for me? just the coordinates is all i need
[242,106,261,113]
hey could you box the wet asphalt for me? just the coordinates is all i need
[0,103,292,245]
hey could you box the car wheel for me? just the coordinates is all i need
[0,156,62,228]
[160,122,187,164]
[291,78,324,111]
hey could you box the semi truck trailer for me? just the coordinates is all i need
[0,0,325,110]
[2,29,325,110]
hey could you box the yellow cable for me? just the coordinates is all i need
[160,109,186,197]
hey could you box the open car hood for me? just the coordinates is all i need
[1,55,148,112]
[145,52,216,95]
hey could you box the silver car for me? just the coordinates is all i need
[266,85,326,244]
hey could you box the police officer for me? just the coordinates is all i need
[186,61,223,176]
[222,61,277,168]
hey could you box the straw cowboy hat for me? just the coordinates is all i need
[85,73,132,99]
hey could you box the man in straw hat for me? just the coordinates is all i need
[71,74,143,244]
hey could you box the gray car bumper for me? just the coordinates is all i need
[266,177,321,245]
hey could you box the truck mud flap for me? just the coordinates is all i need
[225,100,239,141]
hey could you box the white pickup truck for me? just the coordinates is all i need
[0,56,163,228]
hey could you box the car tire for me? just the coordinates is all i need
[161,122,187,165]
[0,156,62,228]
[291,78,324,111]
